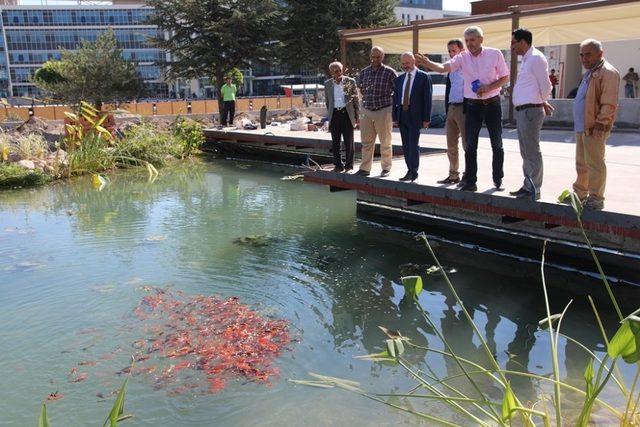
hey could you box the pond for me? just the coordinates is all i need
[0,158,635,426]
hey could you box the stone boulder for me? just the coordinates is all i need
[16,159,35,170]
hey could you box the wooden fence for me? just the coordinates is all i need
[0,96,305,121]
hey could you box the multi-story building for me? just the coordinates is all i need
[0,3,168,99]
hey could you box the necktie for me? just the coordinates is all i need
[402,72,411,112]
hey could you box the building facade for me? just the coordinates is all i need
[0,4,168,99]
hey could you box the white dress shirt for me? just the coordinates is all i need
[333,78,346,108]
[512,46,552,106]
[401,67,417,104]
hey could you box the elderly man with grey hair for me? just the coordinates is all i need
[567,38,620,210]
[416,26,509,192]
[356,46,397,177]
[325,61,359,172]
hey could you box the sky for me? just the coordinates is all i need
[444,0,472,12]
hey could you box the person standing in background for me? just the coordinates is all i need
[623,67,639,98]
[549,69,558,99]
[220,76,237,126]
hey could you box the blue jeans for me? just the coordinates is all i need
[464,99,504,185]
[625,84,636,98]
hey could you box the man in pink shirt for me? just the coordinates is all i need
[417,26,510,192]
[509,28,554,201]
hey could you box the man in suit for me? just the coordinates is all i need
[393,52,432,181]
[325,61,359,172]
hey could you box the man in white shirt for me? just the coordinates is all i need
[510,28,554,200]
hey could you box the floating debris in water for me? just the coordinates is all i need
[280,174,304,181]
[4,261,46,272]
[232,234,278,247]
[398,263,457,277]
[145,235,167,242]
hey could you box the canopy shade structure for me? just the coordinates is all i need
[340,0,640,55]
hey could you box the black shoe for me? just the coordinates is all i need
[380,169,390,177]
[456,179,466,188]
[509,188,528,196]
[515,190,541,201]
[460,182,477,192]
[437,176,461,184]
[494,179,502,190]
[331,167,344,173]
[354,169,370,177]
[344,166,353,173]
[400,171,418,182]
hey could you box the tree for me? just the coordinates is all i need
[280,0,398,75]
[146,0,281,106]
[209,67,244,91]
[33,29,143,110]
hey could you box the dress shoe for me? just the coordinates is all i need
[585,196,604,210]
[515,190,541,201]
[331,166,344,173]
[354,169,370,177]
[509,188,528,196]
[459,182,477,192]
[494,179,502,189]
[437,176,461,184]
[380,169,390,177]
[399,172,418,182]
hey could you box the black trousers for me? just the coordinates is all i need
[221,100,235,125]
[330,109,354,169]
[464,99,504,185]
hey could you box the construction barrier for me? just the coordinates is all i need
[0,96,304,121]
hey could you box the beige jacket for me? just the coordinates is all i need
[584,59,620,135]
[325,76,359,128]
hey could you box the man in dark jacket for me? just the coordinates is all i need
[392,52,433,182]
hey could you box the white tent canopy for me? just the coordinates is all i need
[342,1,640,55]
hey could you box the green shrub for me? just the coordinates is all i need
[0,163,50,189]
[114,121,177,167]
[171,117,204,158]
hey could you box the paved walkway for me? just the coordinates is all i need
[221,125,639,215]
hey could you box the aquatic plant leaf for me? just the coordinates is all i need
[353,350,396,362]
[401,276,423,300]
[607,321,639,363]
[584,358,595,398]
[288,379,334,389]
[38,404,51,427]
[557,189,571,203]
[104,377,128,427]
[538,313,562,329]
[385,338,405,359]
[92,174,107,190]
[501,382,518,422]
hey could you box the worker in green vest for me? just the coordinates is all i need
[220,76,237,126]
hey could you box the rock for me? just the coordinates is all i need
[16,159,35,170]
[46,149,68,166]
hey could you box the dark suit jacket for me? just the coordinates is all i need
[392,69,432,129]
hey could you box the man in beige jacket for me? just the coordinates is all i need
[571,39,620,210]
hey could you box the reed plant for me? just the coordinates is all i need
[294,190,640,426]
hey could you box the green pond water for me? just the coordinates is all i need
[0,158,635,426]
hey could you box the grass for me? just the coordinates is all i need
[0,163,50,189]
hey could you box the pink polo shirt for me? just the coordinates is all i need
[447,47,510,100]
